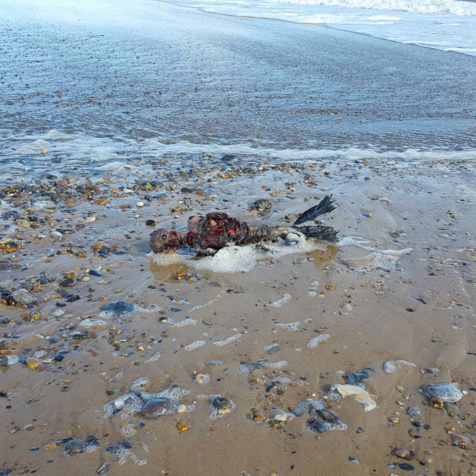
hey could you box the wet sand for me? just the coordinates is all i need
[1,155,475,475]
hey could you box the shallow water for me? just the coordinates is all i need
[170,0,476,55]
[1,0,476,165]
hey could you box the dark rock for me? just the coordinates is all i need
[346,370,370,385]
[88,269,103,277]
[54,351,69,362]
[65,293,80,303]
[60,278,75,287]
[145,220,156,227]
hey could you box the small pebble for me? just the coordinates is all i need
[26,358,41,371]
[407,407,421,417]
[89,269,103,277]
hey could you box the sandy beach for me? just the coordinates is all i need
[1,1,475,475]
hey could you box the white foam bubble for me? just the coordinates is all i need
[308,280,319,297]
[121,423,137,437]
[273,377,309,386]
[275,321,300,331]
[239,359,288,373]
[171,317,197,327]
[185,340,206,351]
[265,293,292,308]
[266,360,288,369]
[213,333,242,346]
[307,333,330,348]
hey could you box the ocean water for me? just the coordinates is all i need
[171,0,476,55]
[1,0,475,178]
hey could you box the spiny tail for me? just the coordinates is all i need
[292,225,338,243]
[293,195,336,226]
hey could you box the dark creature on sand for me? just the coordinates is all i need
[150,195,337,256]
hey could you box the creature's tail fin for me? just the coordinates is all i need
[293,225,338,243]
[293,195,335,226]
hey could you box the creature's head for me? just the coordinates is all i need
[150,228,186,253]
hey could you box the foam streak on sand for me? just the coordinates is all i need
[307,334,330,348]
[275,322,301,331]
[265,294,292,307]
[187,300,215,312]
[213,333,243,346]
[185,341,206,351]
[171,317,197,327]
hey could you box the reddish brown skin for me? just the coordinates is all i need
[150,213,250,255]
[190,212,250,255]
